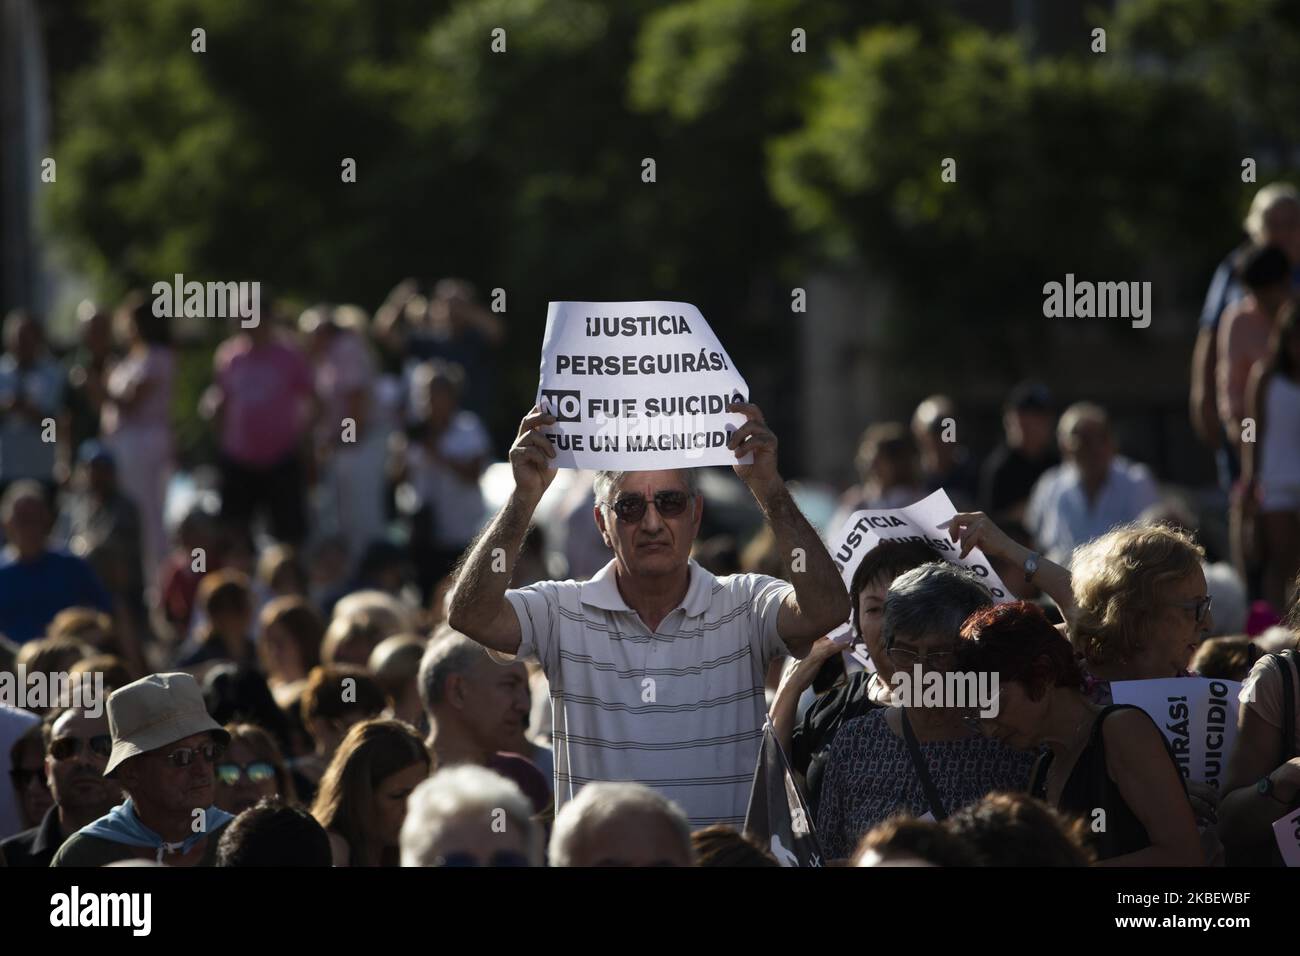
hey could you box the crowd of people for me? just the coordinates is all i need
[1,185,1300,867]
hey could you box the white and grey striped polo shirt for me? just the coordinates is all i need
[504,558,794,828]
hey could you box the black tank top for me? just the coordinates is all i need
[1030,704,1182,861]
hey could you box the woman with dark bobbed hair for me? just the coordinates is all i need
[956,601,1203,865]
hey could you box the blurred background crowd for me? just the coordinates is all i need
[2,0,1300,867]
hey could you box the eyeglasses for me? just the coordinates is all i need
[959,688,1005,735]
[608,490,691,524]
[216,761,275,787]
[886,647,955,669]
[8,767,47,790]
[1168,595,1213,624]
[49,735,113,762]
[434,851,531,868]
[156,742,225,768]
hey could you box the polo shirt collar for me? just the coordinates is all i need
[580,558,714,619]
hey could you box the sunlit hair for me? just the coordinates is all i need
[331,590,412,638]
[256,544,305,594]
[259,596,323,675]
[310,718,429,867]
[1190,636,1256,682]
[224,722,297,805]
[1244,182,1300,243]
[548,782,693,867]
[1069,523,1205,667]
[400,765,540,867]
[945,792,1093,866]
[1056,401,1108,447]
[853,815,977,867]
[300,665,386,727]
[47,608,115,652]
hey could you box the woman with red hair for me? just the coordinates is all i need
[956,601,1203,865]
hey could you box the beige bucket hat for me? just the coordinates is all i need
[103,672,231,776]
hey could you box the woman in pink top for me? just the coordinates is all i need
[102,292,176,590]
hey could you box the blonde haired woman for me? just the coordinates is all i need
[1069,522,1215,697]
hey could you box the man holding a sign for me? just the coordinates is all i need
[448,302,849,828]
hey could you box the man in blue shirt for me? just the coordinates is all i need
[0,481,111,643]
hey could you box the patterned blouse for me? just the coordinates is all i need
[815,709,1038,861]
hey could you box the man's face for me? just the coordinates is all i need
[594,471,702,580]
[120,732,221,817]
[47,711,120,814]
[571,810,692,867]
[457,659,531,754]
[1061,419,1113,485]
[4,496,51,558]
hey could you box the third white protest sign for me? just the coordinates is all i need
[1109,677,1240,789]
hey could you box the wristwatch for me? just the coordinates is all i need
[1258,774,1286,803]
[1023,551,1040,583]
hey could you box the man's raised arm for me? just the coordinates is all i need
[447,406,557,655]
[726,401,850,657]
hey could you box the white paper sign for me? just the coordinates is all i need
[825,489,1013,602]
[535,301,752,470]
[1109,678,1241,789]
[1272,807,1300,867]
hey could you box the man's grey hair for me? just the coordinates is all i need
[592,468,701,507]
[548,782,694,867]
[400,765,542,866]
[882,562,993,651]
[418,624,491,712]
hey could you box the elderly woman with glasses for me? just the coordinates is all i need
[814,563,1036,862]
[1070,523,1215,698]
[956,601,1204,865]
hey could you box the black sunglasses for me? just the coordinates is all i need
[157,742,225,768]
[50,735,113,762]
[8,767,47,790]
[609,490,692,523]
